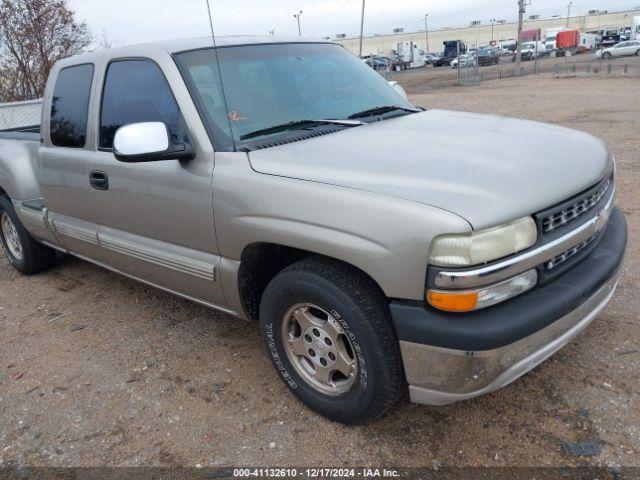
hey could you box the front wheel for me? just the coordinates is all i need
[602,52,612,59]
[0,196,56,274]
[259,257,404,425]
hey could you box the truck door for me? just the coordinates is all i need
[87,58,226,309]
[39,63,103,260]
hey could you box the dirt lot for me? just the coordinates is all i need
[0,74,639,471]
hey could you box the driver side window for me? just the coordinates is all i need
[100,59,182,150]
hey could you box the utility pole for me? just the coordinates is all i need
[566,1,573,27]
[490,18,496,45]
[294,11,303,36]
[424,13,430,53]
[516,0,525,72]
[358,0,366,58]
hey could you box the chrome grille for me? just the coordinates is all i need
[542,178,611,233]
[545,234,598,270]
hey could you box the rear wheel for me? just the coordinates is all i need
[635,50,640,56]
[0,196,55,274]
[259,257,404,425]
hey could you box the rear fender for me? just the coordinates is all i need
[0,139,42,200]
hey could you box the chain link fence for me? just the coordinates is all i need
[455,56,640,86]
[383,54,640,90]
[0,99,42,130]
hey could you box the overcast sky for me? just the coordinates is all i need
[68,0,638,45]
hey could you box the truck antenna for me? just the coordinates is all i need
[204,0,237,151]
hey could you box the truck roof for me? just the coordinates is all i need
[56,35,334,68]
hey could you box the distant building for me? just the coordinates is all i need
[337,8,640,53]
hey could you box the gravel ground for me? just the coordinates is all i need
[0,74,638,470]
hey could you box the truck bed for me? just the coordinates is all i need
[0,125,40,142]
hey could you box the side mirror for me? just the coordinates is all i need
[388,81,409,101]
[113,122,194,163]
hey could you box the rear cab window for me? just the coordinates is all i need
[50,64,94,148]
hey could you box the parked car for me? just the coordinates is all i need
[423,53,442,65]
[383,53,403,71]
[451,53,477,69]
[477,47,500,66]
[0,36,627,425]
[597,40,640,59]
[363,55,389,70]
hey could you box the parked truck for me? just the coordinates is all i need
[0,36,627,425]
[556,29,581,56]
[579,33,599,52]
[396,41,424,69]
[520,28,542,42]
[600,28,621,48]
[545,27,567,51]
[434,40,466,67]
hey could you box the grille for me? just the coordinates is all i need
[545,234,598,270]
[542,178,611,233]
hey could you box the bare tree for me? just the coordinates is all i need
[0,0,92,102]
[97,29,117,51]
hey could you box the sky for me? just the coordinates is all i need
[68,0,639,46]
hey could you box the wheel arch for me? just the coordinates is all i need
[237,242,387,322]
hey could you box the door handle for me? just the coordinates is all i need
[90,171,109,191]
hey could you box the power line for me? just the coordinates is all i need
[314,0,356,20]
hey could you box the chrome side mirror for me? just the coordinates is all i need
[388,81,409,102]
[113,122,194,163]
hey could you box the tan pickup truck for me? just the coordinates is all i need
[0,36,627,424]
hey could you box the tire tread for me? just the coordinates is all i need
[267,256,405,424]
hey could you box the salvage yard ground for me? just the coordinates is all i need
[0,73,638,469]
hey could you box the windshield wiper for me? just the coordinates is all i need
[348,105,422,120]
[240,119,364,141]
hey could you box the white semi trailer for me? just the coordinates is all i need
[397,41,424,69]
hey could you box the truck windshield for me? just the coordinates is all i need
[176,43,413,151]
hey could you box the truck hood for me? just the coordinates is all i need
[248,110,612,229]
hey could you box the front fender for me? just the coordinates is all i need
[212,152,472,302]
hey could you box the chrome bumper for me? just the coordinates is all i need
[401,274,618,406]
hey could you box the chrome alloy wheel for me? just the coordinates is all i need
[281,303,358,395]
[1,212,23,261]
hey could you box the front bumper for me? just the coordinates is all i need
[391,207,627,406]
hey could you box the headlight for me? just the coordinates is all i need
[429,217,538,267]
[427,269,538,312]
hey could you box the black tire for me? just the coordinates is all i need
[636,50,640,56]
[602,52,611,59]
[259,257,404,425]
[0,195,55,274]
